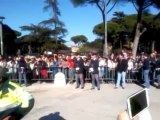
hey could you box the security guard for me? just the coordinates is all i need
[0,67,34,120]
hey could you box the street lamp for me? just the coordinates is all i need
[0,17,5,55]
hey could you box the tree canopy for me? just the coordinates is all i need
[90,12,160,53]
[17,0,68,54]
[70,0,120,56]
[71,35,88,46]
[2,0,160,55]
[2,24,17,56]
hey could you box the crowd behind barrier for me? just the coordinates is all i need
[3,66,141,82]
[0,50,160,88]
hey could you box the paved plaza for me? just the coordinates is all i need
[22,82,160,120]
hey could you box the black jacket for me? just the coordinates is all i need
[18,60,27,73]
[116,59,128,72]
[90,59,99,74]
[74,58,84,74]
[143,58,150,70]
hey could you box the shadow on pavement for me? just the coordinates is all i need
[39,112,66,120]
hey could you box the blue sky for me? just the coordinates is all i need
[0,0,159,46]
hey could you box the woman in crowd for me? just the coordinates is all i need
[99,56,107,82]
[66,55,75,83]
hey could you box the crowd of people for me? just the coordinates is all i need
[0,50,158,120]
[0,50,160,90]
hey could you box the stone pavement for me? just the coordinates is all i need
[22,83,160,120]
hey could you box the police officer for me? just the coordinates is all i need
[90,54,100,90]
[0,67,34,120]
[74,54,85,89]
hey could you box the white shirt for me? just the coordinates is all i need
[128,60,134,70]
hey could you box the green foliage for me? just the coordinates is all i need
[70,0,119,57]
[92,12,160,52]
[93,23,104,36]
[2,24,17,55]
[112,11,126,22]
[70,0,97,7]
[71,35,88,46]
[19,23,67,54]
[18,0,68,54]
[93,11,132,47]
[78,45,92,53]
[89,39,103,49]
[78,38,103,53]
[39,18,65,28]
[123,14,137,32]
[108,21,121,34]
[142,13,160,29]
[41,41,57,51]
[14,30,22,37]
[20,24,51,42]
[72,0,160,54]
[44,0,61,16]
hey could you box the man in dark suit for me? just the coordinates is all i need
[90,54,100,90]
[74,54,84,89]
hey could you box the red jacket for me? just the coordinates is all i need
[66,57,74,69]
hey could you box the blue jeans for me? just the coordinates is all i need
[99,67,104,80]
[104,67,108,78]
[143,69,150,88]
[68,68,75,82]
[51,67,58,75]
[116,72,126,88]
[18,72,27,85]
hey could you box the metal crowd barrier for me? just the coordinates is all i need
[6,66,140,84]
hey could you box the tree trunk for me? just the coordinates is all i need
[120,40,122,50]
[151,40,155,52]
[132,5,143,58]
[132,23,146,59]
[132,23,141,59]
[95,0,109,57]
[103,21,108,57]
